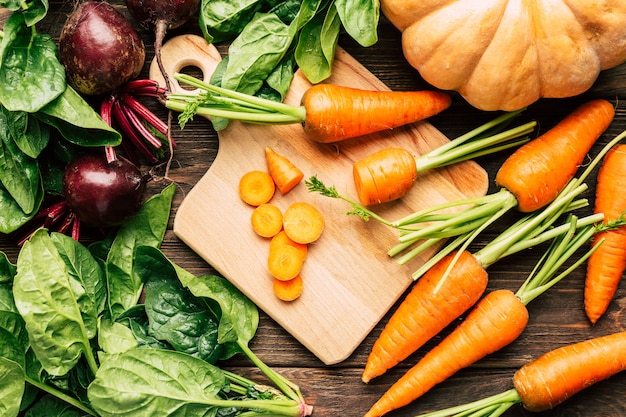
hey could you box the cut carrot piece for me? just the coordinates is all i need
[273,275,304,301]
[268,244,306,281]
[265,147,304,195]
[353,147,418,206]
[239,170,275,206]
[282,201,325,244]
[251,203,283,238]
[270,230,308,259]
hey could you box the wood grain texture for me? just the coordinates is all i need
[153,35,489,365]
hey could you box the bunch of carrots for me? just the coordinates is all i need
[165,70,626,414]
[308,99,626,416]
[239,147,324,301]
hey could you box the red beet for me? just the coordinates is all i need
[63,153,148,227]
[59,1,146,96]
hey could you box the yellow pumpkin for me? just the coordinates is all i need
[382,0,626,111]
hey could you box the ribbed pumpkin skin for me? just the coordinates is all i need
[382,0,626,111]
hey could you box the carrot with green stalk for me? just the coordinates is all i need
[352,110,536,205]
[166,73,452,143]
[364,214,626,417]
[166,74,533,180]
[585,144,626,324]
[412,330,626,416]
[308,129,626,383]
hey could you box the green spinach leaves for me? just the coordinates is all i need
[0,183,312,416]
[200,0,379,98]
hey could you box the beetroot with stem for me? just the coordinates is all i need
[123,0,200,91]
[59,1,146,96]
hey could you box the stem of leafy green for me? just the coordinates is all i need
[236,341,308,407]
[25,376,98,416]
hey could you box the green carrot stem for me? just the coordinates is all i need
[414,121,535,172]
[515,217,598,305]
[416,388,520,417]
[397,193,517,243]
[391,188,517,228]
[424,109,526,158]
[167,73,306,127]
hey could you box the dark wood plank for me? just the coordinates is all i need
[3,2,626,416]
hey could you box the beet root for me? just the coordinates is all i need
[59,1,145,96]
[62,153,148,227]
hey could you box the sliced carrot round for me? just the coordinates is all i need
[239,170,275,206]
[270,230,308,258]
[268,244,306,281]
[282,201,325,244]
[251,203,283,238]
[273,275,304,301]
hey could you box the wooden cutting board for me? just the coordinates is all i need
[151,34,489,365]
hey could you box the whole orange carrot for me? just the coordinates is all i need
[167,73,451,143]
[414,331,626,417]
[513,331,626,412]
[361,250,489,383]
[496,99,615,212]
[364,290,528,417]
[365,216,608,417]
[584,144,626,324]
[300,84,451,143]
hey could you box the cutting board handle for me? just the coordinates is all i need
[149,34,222,95]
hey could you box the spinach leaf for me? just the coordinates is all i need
[13,229,98,376]
[174,261,259,351]
[3,108,50,159]
[221,12,293,94]
[0,183,42,234]
[97,316,138,355]
[35,85,122,147]
[106,183,176,319]
[1,0,49,26]
[51,232,107,327]
[295,4,341,83]
[0,327,25,417]
[0,106,42,215]
[116,305,171,350]
[334,0,379,47]
[143,270,223,363]
[0,12,65,113]
[88,348,228,416]
[0,251,16,285]
[199,0,264,43]
[135,245,258,359]
[23,394,85,417]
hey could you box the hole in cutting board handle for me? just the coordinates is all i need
[177,64,206,91]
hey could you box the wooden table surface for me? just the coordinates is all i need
[3,2,626,416]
